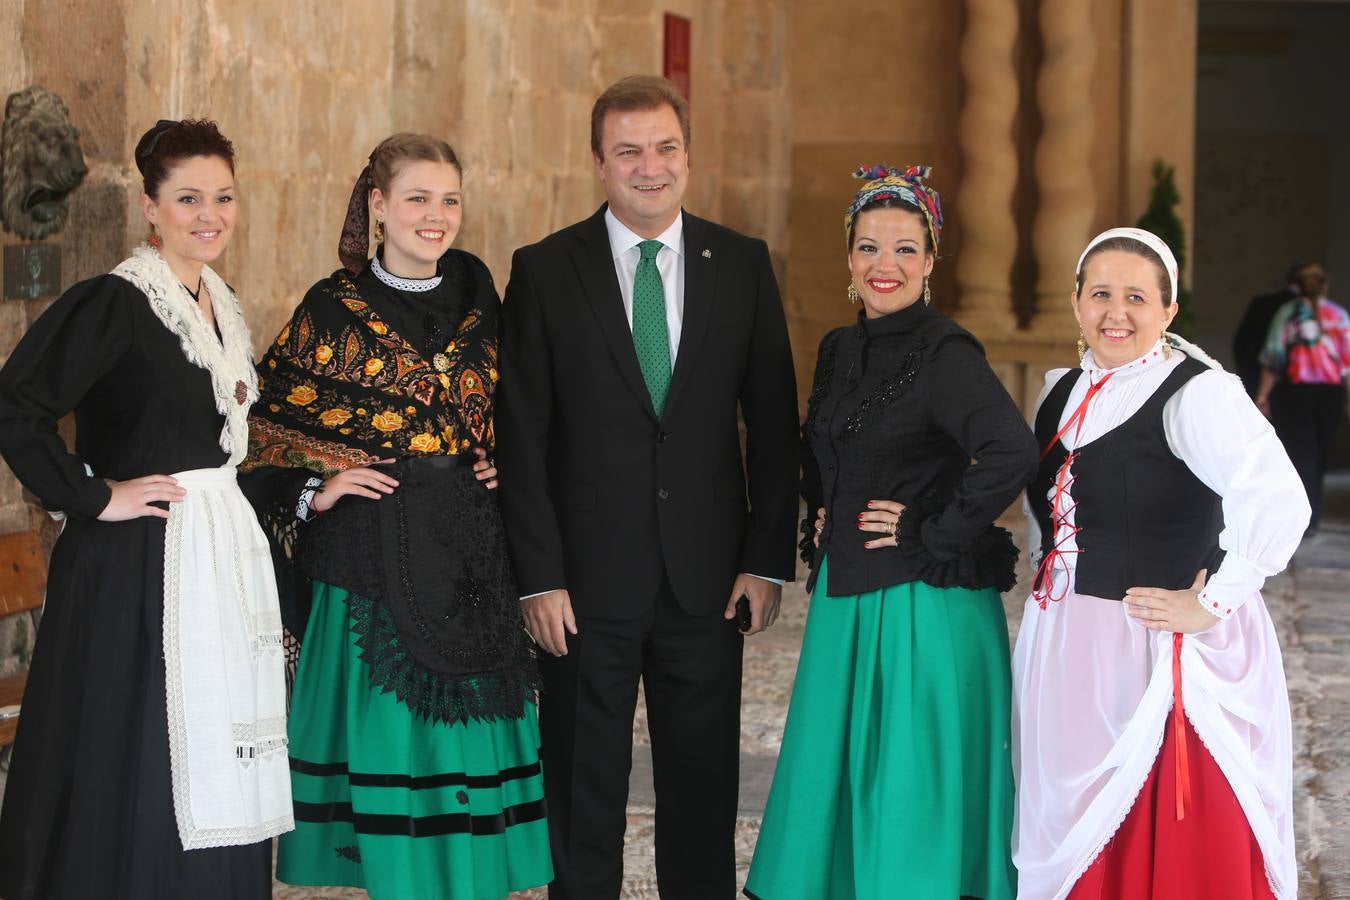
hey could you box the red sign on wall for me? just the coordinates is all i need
[663,13,691,103]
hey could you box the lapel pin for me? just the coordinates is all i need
[702,249,712,258]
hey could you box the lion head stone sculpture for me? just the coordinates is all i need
[1,86,88,241]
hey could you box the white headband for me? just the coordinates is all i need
[1075,227,1179,306]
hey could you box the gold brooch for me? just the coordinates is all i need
[433,352,451,372]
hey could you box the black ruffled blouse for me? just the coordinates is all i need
[801,303,1039,595]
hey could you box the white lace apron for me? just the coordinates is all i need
[110,247,292,848]
[163,467,292,848]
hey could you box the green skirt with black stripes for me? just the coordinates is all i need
[275,582,552,900]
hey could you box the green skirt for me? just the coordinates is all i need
[276,582,552,900]
[745,559,1016,900]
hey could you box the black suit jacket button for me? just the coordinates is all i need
[658,430,668,443]
[658,488,670,500]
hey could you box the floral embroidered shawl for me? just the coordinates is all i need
[242,250,537,725]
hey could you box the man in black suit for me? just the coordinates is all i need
[1233,264,1301,396]
[496,75,799,898]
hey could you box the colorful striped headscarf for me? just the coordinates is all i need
[844,164,944,250]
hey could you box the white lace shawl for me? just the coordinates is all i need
[111,245,257,465]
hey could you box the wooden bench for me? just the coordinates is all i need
[0,531,46,747]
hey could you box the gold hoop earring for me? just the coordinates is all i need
[846,282,859,305]
[1161,329,1172,360]
[1076,331,1088,362]
[922,278,932,306]
[374,219,385,244]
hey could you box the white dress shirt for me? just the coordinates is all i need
[604,208,685,366]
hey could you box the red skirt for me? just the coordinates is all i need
[1067,715,1275,900]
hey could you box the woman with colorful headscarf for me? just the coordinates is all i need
[744,166,1037,900]
[1012,228,1308,899]
[240,133,551,899]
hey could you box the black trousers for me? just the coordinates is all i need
[538,577,743,899]
[1272,381,1346,528]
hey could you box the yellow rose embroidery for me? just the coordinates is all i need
[405,405,417,415]
[268,403,281,413]
[356,407,368,416]
[438,373,451,389]
[364,358,385,377]
[409,433,442,453]
[277,325,291,344]
[319,408,352,427]
[372,410,405,433]
[339,427,353,435]
[381,441,393,448]
[286,384,318,406]
[315,344,333,365]
[370,321,389,335]
[488,367,499,383]
[267,359,277,369]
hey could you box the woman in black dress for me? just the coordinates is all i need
[0,120,289,900]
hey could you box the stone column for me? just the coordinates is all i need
[1029,0,1096,339]
[953,0,1018,340]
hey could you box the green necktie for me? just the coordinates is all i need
[632,239,672,415]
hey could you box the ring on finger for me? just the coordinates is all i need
[886,520,897,536]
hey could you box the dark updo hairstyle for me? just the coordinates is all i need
[1075,236,1173,306]
[134,119,236,200]
[338,133,462,274]
[847,196,935,256]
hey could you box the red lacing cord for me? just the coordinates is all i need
[1032,453,1082,609]
[1031,372,1114,611]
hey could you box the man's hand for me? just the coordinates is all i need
[724,573,782,636]
[1125,569,1220,634]
[471,447,498,489]
[522,589,578,656]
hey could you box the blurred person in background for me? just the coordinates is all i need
[1256,262,1350,535]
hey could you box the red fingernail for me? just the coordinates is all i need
[867,501,875,507]
[857,513,864,520]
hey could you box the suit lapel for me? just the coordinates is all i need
[665,212,716,417]
[570,206,658,421]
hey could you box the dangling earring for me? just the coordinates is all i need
[1076,330,1088,362]
[1161,329,1172,360]
[922,277,932,306]
[374,219,385,244]
[147,225,162,250]
[846,282,859,305]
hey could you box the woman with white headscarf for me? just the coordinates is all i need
[1012,228,1308,900]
